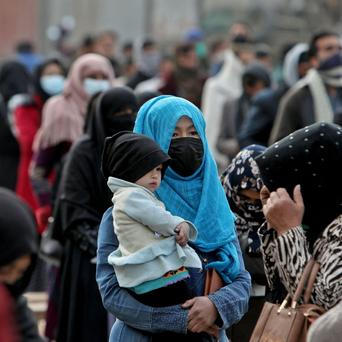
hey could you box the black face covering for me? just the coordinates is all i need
[168,137,204,177]
[105,113,136,136]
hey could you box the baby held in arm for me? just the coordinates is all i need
[101,131,202,306]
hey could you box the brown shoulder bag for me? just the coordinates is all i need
[250,258,326,342]
[204,268,224,295]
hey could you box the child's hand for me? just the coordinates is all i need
[174,222,189,246]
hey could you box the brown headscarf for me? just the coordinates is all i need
[33,53,115,151]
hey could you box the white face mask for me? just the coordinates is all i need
[83,78,110,96]
[40,75,65,95]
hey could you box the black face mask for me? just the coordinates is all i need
[168,137,204,177]
[105,114,136,136]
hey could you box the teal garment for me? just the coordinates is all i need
[133,268,189,294]
[108,236,201,288]
[134,95,240,283]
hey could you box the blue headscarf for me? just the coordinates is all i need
[134,95,240,283]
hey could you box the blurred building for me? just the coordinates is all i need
[0,0,341,59]
[0,0,39,58]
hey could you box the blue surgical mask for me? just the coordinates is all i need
[40,75,65,95]
[83,78,110,96]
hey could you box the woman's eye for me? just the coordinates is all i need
[172,132,178,138]
[190,131,199,136]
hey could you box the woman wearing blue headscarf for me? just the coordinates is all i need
[96,96,251,341]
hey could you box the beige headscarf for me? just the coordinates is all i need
[33,53,115,151]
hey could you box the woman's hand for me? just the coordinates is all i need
[262,184,304,235]
[182,296,219,336]
[174,222,189,246]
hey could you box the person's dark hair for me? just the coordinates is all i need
[81,34,95,49]
[123,41,133,52]
[232,34,249,44]
[16,41,34,54]
[298,50,310,64]
[142,39,155,50]
[175,43,195,57]
[243,74,261,88]
[279,42,296,63]
[242,64,271,89]
[308,30,339,58]
[231,34,254,56]
[34,57,67,101]
[135,90,162,108]
[255,43,271,59]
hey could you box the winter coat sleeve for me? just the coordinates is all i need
[30,142,70,207]
[96,207,188,334]
[207,236,251,329]
[121,189,191,237]
[238,90,277,148]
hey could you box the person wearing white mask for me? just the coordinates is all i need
[12,58,66,214]
[38,59,66,96]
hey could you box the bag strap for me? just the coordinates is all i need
[291,258,315,308]
[303,261,320,304]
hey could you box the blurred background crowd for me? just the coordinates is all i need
[1,0,342,341]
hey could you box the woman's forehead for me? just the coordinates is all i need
[175,115,194,128]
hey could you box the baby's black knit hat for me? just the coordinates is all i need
[101,131,170,182]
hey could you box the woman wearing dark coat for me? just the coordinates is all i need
[0,60,32,191]
[55,87,138,342]
[0,188,43,342]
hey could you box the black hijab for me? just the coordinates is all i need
[0,188,38,297]
[86,86,138,157]
[255,122,342,246]
[54,87,138,239]
[33,57,66,102]
[0,61,32,103]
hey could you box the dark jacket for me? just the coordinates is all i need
[0,188,42,342]
[55,117,112,342]
[238,85,288,147]
[0,99,20,190]
[269,84,342,144]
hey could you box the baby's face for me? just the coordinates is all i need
[135,164,162,192]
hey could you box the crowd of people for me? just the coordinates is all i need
[0,22,341,342]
